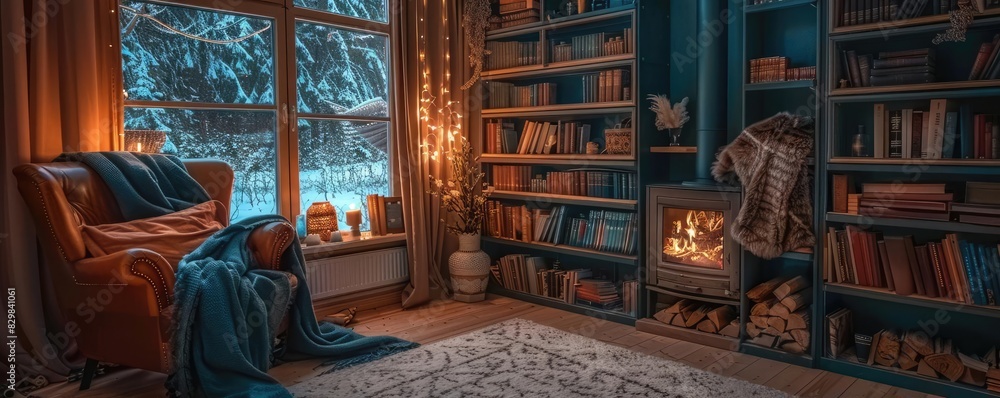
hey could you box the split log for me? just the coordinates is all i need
[778,332,794,344]
[780,341,808,354]
[774,275,810,300]
[751,298,777,316]
[897,349,919,371]
[679,301,701,320]
[750,334,779,348]
[961,368,987,387]
[904,331,935,357]
[719,320,740,338]
[779,287,813,312]
[696,319,719,334]
[899,334,920,362]
[707,305,736,329]
[684,305,711,328]
[790,329,810,347]
[786,310,810,330]
[670,312,688,328]
[873,330,900,367]
[917,359,938,378]
[750,315,770,329]
[767,303,791,319]
[924,353,965,382]
[767,317,787,334]
[653,309,675,325]
[762,326,781,336]
[747,276,791,302]
[663,299,692,315]
[746,322,762,338]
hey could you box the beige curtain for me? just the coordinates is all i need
[393,0,469,308]
[1,0,122,380]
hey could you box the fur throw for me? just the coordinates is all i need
[712,113,815,259]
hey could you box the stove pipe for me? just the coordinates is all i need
[693,0,728,184]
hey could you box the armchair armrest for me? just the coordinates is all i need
[249,221,295,271]
[74,249,176,315]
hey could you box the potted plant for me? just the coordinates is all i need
[429,137,492,302]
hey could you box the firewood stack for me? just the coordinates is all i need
[746,275,812,354]
[868,330,998,390]
[652,299,740,338]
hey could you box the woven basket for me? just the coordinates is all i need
[124,130,167,153]
[603,128,633,155]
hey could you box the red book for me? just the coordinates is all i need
[969,36,999,80]
[861,192,954,202]
[858,199,949,212]
[862,183,946,194]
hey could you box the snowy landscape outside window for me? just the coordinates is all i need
[120,0,392,229]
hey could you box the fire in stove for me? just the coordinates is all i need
[662,208,725,269]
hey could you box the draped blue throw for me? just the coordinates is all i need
[54,152,211,220]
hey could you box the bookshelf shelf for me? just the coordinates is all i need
[829,80,1000,98]
[778,249,814,262]
[481,236,638,265]
[486,6,636,40]
[825,212,1000,236]
[827,158,1000,175]
[825,283,1000,319]
[488,190,638,210]
[480,154,636,167]
[482,54,635,80]
[488,285,636,325]
[481,101,636,117]
[744,79,815,91]
[649,146,697,153]
[829,8,1000,38]
[745,0,817,14]
[741,343,813,368]
[820,357,998,398]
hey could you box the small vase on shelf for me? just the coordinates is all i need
[669,128,683,146]
[448,233,491,303]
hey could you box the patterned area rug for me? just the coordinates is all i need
[289,319,786,397]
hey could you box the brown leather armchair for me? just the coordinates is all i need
[13,159,296,389]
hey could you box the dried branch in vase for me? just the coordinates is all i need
[428,137,492,235]
[647,94,690,131]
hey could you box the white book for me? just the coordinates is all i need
[927,99,948,159]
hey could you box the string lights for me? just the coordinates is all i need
[418,1,464,166]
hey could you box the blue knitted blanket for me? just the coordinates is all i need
[55,152,210,220]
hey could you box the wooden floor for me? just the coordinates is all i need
[34,295,936,397]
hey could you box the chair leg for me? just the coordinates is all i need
[79,358,98,391]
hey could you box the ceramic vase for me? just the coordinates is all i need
[448,233,491,303]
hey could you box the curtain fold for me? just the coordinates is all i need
[394,0,469,308]
[1,0,122,381]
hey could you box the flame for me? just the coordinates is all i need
[663,209,724,269]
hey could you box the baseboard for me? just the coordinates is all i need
[312,282,407,318]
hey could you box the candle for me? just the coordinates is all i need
[136,142,143,153]
[346,204,362,227]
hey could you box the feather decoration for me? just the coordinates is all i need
[647,94,690,130]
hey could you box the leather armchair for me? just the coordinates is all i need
[12,159,296,387]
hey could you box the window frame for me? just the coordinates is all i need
[118,0,395,221]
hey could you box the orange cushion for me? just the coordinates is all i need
[80,201,227,267]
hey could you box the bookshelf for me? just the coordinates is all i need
[816,1,1000,396]
[476,0,667,325]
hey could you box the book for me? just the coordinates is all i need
[833,174,853,213]
[969,35,999,80]
[888,109,904,158]
[966,182,1000,205]
[869,72,935,87]
[846,50,863,87]
[869,65,935,76]
[872,56,935,69]
[874,103,886,157]
[862,183,945,194]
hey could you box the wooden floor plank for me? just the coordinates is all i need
[31,297,915,397]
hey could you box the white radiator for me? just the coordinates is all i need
[304,247,409,300]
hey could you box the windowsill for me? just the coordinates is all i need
[301,233,407,260]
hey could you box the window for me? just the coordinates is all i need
[119,0,392,229]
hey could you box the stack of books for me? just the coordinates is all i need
[575,278,622,310]
[484,40,539,70]
[582,69,631,103]
[491,0,541,30]
[857,183,953,221]
[863,48,935,87]
[972,113,999,159]
[968,34,1000,81]
[484,81,557,108]
[825,228,1000,307]
[953,182,1000,226]
[487,120,593,155]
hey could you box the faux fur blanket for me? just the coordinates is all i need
[711,113,815,259]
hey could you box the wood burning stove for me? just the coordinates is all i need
[647,185,742,302]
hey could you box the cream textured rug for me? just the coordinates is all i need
[289,319,786,397]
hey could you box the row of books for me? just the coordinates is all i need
[488,166,637,200]
[870,99,953,159]
[484,40,540,71]
[489,255,634,312]
[583,69,631,103]
[550,29,633,63]
[484,81,557,109]
[484,202,637,254]
[969,34,1000,81]
[486,119,596,155]
[497,0,537,14]
[489,8,541,30]
[837,0,994,27]
[973,113,999,159]
[843,48,935,88]
[748,57,815,84]
[824,227,1000,307]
